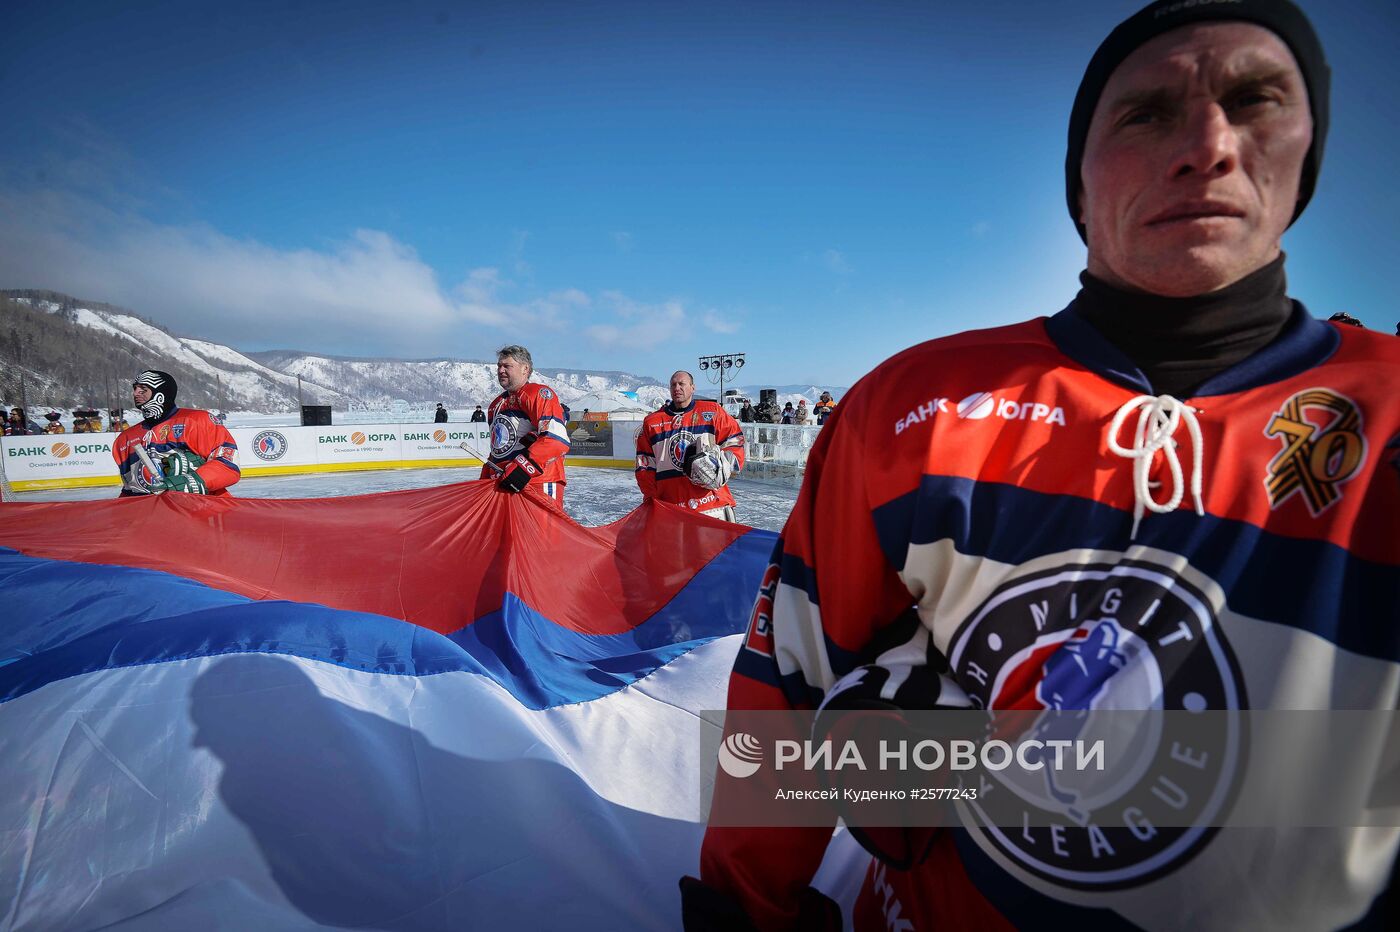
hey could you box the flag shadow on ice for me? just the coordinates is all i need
[190,656,700,931]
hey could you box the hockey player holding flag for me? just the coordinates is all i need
[112,369,240,497]
[484,344,571,502]
[690,1,1399,929]
[636,370,747,522]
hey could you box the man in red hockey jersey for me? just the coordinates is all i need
[113,369,240,496]
[484,344,570,502]
[690,2,1400,930]
[635,370,746,522]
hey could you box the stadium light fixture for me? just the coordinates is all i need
[698,352,746,402]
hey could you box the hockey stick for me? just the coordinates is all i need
[134,444,167,493]
[459,440,504,475]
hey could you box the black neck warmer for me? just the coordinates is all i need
[1073,256,1294,398]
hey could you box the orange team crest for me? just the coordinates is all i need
[1263,388,1366,515]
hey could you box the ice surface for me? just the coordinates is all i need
[9,466,799,532]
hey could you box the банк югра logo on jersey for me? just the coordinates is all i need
[895,392,1066,434]
[252,430,288,461]
[946,558,1246,890]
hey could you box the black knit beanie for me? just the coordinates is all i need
[1066,0,1330,243]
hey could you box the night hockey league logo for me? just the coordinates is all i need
[1264,387,1366,515]
[490,416,519,458]
[252,430,288,461]
[668,430,700,470]
[946,560,1246,889]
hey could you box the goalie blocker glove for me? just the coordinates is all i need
[498,452,542,493]
[687,449,735,491]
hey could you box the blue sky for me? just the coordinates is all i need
[1,0,1396,386]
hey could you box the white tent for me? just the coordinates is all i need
[569,390,652,417]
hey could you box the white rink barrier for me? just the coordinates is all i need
[1,419,822,492]
[2,423,643,492]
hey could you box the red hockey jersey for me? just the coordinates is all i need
[112,408,240,496]
[484,382,570,485]
[635,399,747,511]
[701,307,1400,931]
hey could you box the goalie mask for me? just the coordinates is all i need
[134,370,177,426]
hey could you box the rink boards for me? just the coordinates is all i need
[0,422,642,491]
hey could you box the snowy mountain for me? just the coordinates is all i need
[0,290,668,413]
[248,350,670,410]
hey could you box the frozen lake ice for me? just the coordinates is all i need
[9,465,799,533]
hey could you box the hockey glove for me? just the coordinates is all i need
[497,452,541,493]
[688,450,734,490]
[159,471,208,494]
[155,449,208,494]
[812,637,978,871]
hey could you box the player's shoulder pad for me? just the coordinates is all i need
[1329,321,1400,365]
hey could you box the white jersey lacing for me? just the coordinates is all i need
[1107,394,1205,539]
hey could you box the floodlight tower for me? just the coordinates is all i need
[698,352,745,404]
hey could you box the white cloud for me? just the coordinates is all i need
[0,185,476,353]
[585,295,689,350]
[0,174,707,359]
[823,248,852,275]
[702,310,739,334]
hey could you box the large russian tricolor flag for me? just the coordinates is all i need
[0,481,776,929]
